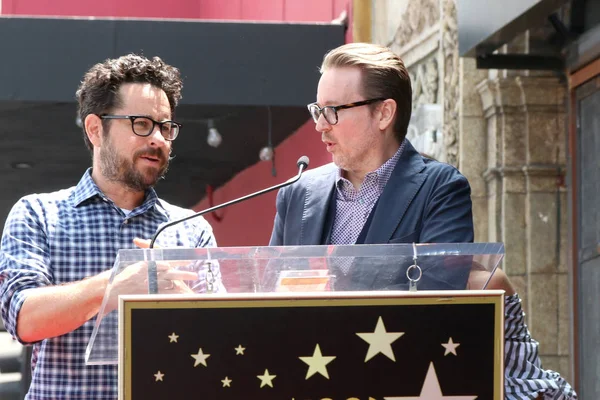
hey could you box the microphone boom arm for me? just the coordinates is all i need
[149,160,308,248]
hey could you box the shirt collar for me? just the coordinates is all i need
[70,168,160,210]
[336,139,406,194]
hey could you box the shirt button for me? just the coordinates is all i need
[123,219,129,224]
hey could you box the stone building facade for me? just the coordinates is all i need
[366,0,572,381]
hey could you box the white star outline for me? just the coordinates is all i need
[221,376,232,387]
[442,337,461,356]
[168,332,179,343]
[356,316,405,362]
[235,344,246,355]
[299,344,336,379]
[257,369,276,388]
[384,362,477,400]
[191,348,211,367]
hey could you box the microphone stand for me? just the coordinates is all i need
[146,157,309,294]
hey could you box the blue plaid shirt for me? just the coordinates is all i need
[0,169,217,399]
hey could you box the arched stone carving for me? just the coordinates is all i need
[407,56,445,162]
[441,0,459,167]
[410,57,439,107]
[389,0,440,49]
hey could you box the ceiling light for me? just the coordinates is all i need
[11,162,34,169]
[207,119,222,148]
[259,146,274,161]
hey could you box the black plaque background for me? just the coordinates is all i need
[128,301,497,399]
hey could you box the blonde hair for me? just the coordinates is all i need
[321,43,412,142]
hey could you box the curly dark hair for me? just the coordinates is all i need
[76,54,183,153]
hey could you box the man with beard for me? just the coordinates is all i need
[0,54,222,399]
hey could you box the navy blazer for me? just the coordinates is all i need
[269,140,474,246]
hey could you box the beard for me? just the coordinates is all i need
[99,134,170,192]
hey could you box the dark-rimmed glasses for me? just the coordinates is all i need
[307,98,386,125]
[99,115,181,141]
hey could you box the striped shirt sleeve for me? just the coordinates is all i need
[504,294,577,399]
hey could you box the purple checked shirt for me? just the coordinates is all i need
[330,140,406,245]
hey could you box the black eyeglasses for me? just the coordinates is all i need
[99,115,181,141]
[307,98,386,125]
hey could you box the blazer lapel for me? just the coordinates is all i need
[300,164,337,245]
[364,141,427,244]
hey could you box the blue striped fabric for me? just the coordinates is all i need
[0,169,219,399]
[504,294,577,399]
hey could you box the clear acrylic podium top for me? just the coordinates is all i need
[85,242,505,365]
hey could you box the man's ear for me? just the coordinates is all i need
[378,99,397,132]
[84,114,103,147]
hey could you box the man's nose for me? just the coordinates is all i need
[315,113,332,133]
[148,126,168,146]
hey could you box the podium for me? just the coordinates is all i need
[86,243,506,399]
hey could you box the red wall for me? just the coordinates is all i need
[1,0,351,246]
[1,0,350,22]
[195,121,332,246]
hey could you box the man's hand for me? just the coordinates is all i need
[133,237,153,249]
[101,238,199,313]
[104,260,198,312]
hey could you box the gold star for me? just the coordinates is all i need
[441,337,460,356]
[257,369,276,388]
[154,371,164,382]
[168,332,179,343]
[191,348,210,367]
[299,344,336,379]
[221,376,232,387]
[384,362,477,400]
[356,316,404,362]
[235,344,246,355]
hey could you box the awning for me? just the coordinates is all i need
[457,0,570,69]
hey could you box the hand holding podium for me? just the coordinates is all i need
[100,237,198,313]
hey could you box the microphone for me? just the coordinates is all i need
[149,155,310,251]
[149,155,309,248]
[297,155,309,171]
[146,156,309,293]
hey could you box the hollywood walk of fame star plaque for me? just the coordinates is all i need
[118,290,504,400]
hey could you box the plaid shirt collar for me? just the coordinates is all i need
[335,139,406,195]
[69,168,163,216]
